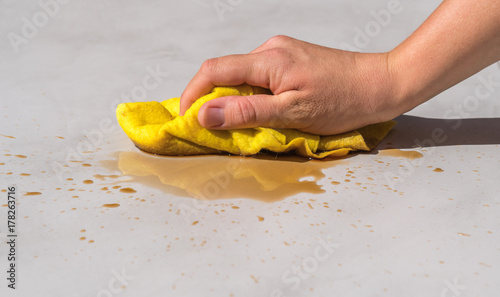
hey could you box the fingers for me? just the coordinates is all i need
[179,53,272,115]
[180,35,298,116]
[197,94,290,130]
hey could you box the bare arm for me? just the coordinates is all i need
[179,0,500,135]
[390,0,500,115]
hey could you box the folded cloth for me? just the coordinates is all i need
[116,84,395,159]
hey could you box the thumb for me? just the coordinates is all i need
[198,94,287,130]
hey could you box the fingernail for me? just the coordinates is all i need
[205,107,225,128]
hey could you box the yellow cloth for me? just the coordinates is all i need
[116,85,395,159]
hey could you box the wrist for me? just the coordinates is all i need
[354,52,408,123]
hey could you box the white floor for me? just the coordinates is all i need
[1,1,499,296]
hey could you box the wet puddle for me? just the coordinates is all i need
[100,151,345,202]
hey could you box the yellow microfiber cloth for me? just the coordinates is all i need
[116,84,395,159]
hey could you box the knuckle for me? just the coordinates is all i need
[200,57,220,74]
[265,35,292,47]
[231,96,257,126]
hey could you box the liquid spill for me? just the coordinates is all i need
[102,203,120,208]
[120,187,136,193]
[0,134,15,139]
[24,192,42,196]
[433,168,444,172]
[377,149,423,160]
[100,151,345,202]
[94,174,121,181]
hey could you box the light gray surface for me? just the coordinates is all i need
[1,1,499,296]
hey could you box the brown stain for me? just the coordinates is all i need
[457,232,471,237]
[83,180,94,184]
[82,163,92,167]
[24,192,42,196]
[56,136,65,139]
[433,168,444,172]
[20,173,31,176]
[100,151,344,203]
[14,155,27,158]
[120,187,136,193]
[250,275,259,284]
[80,237,86,240]
[0,134,15,139]
[0,163,5,165]
[377,149,423,160]
[102,203,120,208]
[257,216,264,222]
[94,174,121,180]
[192,221,199,225]
[331,181,340,185]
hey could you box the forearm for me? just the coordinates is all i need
[389,0,500,113]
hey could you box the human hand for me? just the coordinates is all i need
[180,35,402,135]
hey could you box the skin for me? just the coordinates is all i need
[179,0,500,135]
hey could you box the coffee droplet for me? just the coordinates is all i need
[378,149,423,160]
[119,187,136,193]
[102,203,120,208]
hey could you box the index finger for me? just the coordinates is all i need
[179,53,273,115]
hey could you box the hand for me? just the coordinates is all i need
[179,35,402,135]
